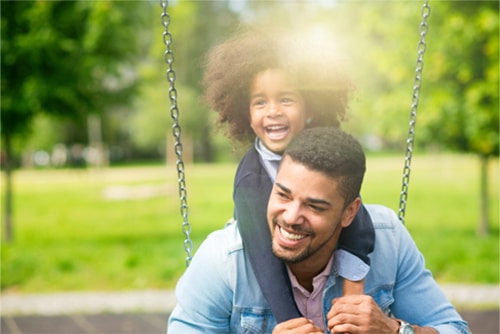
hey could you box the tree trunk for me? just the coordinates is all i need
[477,154,489,236]
[3,134,13,242]
[87,114,108,168]
[200,124,214,162]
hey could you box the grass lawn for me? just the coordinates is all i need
[1,154,498,293]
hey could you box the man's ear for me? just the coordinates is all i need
[340,197,361,228]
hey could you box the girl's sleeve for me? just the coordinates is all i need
[337,200,375,273]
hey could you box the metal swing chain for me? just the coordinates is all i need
[160,0,193,266]
[398,1,431,225]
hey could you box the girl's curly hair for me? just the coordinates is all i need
[203,27,354,144]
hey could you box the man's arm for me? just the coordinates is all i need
[168,229,234,333]
[326,205,469,334]
[389,212,469,334]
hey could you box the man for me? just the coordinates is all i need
[167,127,469,334]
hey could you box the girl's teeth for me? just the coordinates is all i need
[266,125,287,132]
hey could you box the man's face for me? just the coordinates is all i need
[267,156,359,271]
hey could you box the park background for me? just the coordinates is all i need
[1,0,498,309]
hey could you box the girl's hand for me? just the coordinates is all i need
[273,317,324,334]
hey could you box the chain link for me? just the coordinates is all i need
[160,0,192,266]
[398,1,431,224]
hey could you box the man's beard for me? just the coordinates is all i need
[270,216,317,264]
[272,242,313,264]
[270,216,342,264]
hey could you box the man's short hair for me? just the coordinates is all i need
[283,127,365,206]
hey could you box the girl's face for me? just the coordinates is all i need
[249,68,307,154]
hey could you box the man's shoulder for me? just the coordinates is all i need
[364,204,400,230]
[203,219,244,255]
[364,204,410,255]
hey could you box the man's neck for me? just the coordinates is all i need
[287,256,334,293]
[288,266,316,292]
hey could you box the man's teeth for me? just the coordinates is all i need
[280,227,306,241]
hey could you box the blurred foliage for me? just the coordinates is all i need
[328,1,499,235]
[3,1,497,163]
[1,0,152,151]
[327,1,499,159]
[2,2,498,238]
[129,1,239,163]
[1,0,153,240]
[421,1,499,158]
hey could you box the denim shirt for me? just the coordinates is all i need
[168,204,470,334]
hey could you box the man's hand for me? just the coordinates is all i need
[326,295,399,334]
[273,317,324,334]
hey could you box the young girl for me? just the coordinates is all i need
[202,28,375,324]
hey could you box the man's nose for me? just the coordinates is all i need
[282,201,303,225]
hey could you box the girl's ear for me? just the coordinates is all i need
[340,197,361,228]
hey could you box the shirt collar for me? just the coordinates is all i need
[254,138,282,161]
[286,254,335,295]
[254,138,281,181]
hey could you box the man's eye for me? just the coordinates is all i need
[309,204,324,212]
[275,191,288,199]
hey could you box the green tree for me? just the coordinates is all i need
[1,0,150,241]
[131,1,239,163]
[419,1,499,235]
[320,1,498,235]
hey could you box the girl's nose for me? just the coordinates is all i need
[267,102,281,117]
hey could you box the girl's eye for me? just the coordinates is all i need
[253,99,266,107]
[281,97,293,104]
